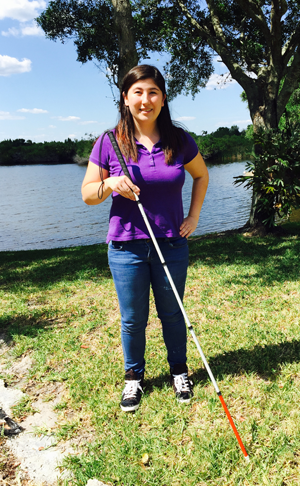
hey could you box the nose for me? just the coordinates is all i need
[141,92,150,104]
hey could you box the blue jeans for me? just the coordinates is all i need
[108,237,189,376]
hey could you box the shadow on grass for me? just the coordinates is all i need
[145,339,300,391]
[0,312,60,348]
[189,227,300,284]
[2,311,300,392]
[0,244,112,290]
[193,338,300,384]
[0,224,299,290]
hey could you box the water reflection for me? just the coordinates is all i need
[0,161,252,251]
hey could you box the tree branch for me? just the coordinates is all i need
[176,0,212,42]
[234,0,272,49]
[278,51,300,118]
[205,0,228,45]
[282,24,300,68]
[176,0,258,92]
[270,0,284,71]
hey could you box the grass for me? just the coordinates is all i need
[10,395,35,420]
[0,222,300,486]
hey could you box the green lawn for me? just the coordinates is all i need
[1,223,300,485]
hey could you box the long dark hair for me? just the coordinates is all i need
[115,64,184,165]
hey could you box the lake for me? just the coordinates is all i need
[0,161,252,252]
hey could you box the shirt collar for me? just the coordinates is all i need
[135,139,162,152]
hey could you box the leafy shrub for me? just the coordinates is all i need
[234,127,300,227]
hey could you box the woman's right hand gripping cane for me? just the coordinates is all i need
[81,162,140,205]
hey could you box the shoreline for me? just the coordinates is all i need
[1,221,299,256]
[0,155,89,167]
[0,155,253,168]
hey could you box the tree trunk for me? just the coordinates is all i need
[246,84,279,228]
[112,0,138,89]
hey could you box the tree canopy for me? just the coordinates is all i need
[38,1,300,130]
[153,0,300,132]
[36,0,213,92]
[37,0,137,88]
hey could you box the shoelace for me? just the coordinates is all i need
[123,380,143,400]
[173,373,192,393]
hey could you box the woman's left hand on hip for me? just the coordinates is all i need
[179,216,198,238]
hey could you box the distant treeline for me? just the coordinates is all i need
[0,137,93,166]
[0,126,253,166]
[190,125,253,162]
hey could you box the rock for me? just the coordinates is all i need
[0,379,24,415]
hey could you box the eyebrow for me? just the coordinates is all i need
[133,86,160,91]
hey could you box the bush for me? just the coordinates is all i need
[234,127,300,227]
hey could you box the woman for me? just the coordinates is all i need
[81,65,209,412]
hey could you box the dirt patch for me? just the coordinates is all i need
[0,345,76,486]
[0,437,32,486]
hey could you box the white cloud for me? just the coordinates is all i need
[21,21,43,36]
[206,73,237,90]
[2,20,44,37]
[49,125,56,129]
[0,0,46,22]
[0,55,31,76]
[2,27,19,37]
[0,111,25,120]
[68,134,76,139]
[18,108,48,114]
[232,119,252,125]
[79,120,98,125]
[55,116,81,122]
[175,116,196,121]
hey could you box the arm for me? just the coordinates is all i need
[81,161,140,205]
[180,152,209,238]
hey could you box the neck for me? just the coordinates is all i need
[134,121,160,143]
[133,122,161,152]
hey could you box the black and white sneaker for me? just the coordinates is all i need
[120,369,144,412]
[170,363,193,403]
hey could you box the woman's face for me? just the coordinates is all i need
[123,78,166,127]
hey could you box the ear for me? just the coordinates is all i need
[162,94,166,107]
[123,92,129,106]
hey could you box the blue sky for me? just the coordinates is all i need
[0,0,252,143]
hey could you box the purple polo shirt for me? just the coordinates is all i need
[89,131,198,243]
